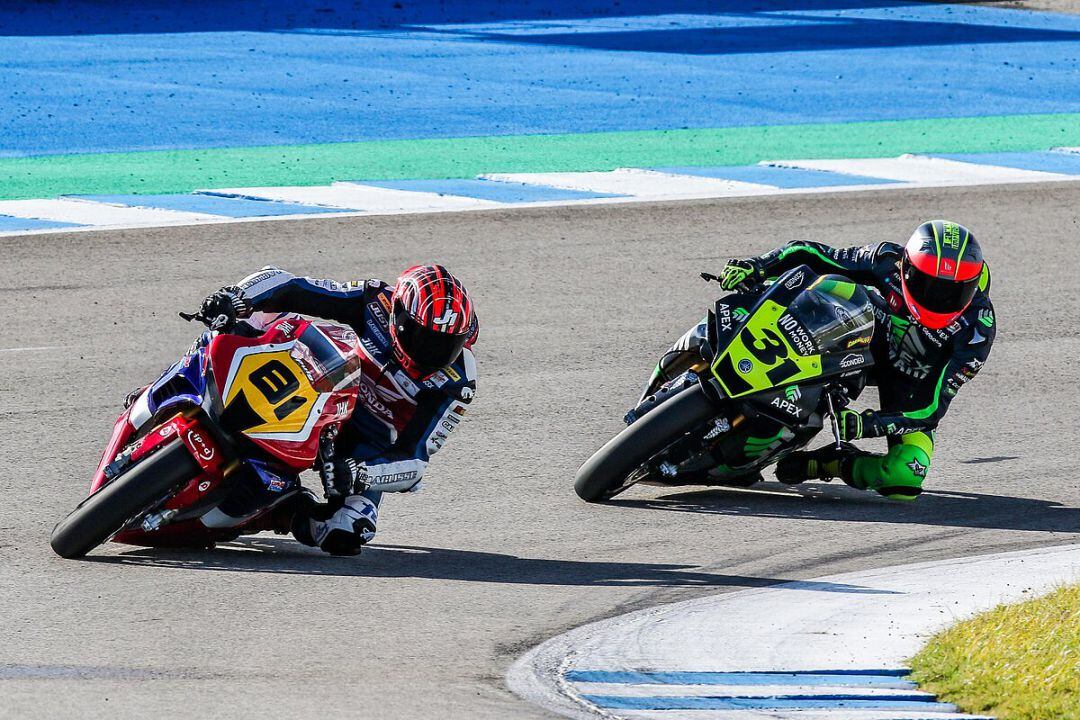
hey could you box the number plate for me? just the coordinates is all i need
[710,300,822,398]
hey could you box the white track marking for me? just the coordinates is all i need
[1052,146,1080,155]
[0,345,61,354]
[207,182,501,212]
[509,544,1080,720]
[0,198,218,226]
[771,154,1071,185]
[3,154,1080,239]
[483,169,778,198]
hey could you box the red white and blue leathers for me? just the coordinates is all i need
[235,266,477,546]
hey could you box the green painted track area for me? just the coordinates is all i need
[4,113,1079,201]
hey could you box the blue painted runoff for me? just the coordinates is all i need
[0,215,83,231]
[581,694,956,711]
[2,1,1079,156]
[654,165,899,188]
[566,669,914,688]
[933,151,1080,175]
[356,178,625,202]
[75,193,343,217]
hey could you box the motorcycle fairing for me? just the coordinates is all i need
[709,267,875,400]
[711,298,824,399]
[209,318,359,469]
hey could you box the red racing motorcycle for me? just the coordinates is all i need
[50,312,362,558]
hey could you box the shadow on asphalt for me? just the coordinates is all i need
[614,484,1080,534]
[6,1,1079,58]
[83,541,891,593]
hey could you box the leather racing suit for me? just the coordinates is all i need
[754,240,996,498]
[218,267,477,552]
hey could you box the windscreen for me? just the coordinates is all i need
[787,276,875,354]
[290,322,363,393]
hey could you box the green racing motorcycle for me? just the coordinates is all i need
[574,265,877,502]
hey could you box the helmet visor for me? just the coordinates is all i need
[393,308,468,373]
[903,261,979,315]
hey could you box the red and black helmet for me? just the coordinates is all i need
[901,220,984,330]
[390,264,477,379]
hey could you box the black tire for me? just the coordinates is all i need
[50,441,200,559]
[574,384,719,502]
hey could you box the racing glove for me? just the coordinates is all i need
[319,456,368,498]
[200,285,252,330]
[838,409,886,442]
[718,258,766,291]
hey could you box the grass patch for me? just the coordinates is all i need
[910,583,1080,719]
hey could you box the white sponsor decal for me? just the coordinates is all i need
[778,312,814,355]
[770,397,800,417]
[717,303,732,333]
[839,353,865,369]
[186,429,215,461]
[784,270,806,290]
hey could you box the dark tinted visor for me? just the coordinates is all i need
[394,310,468,373]
[904,262,978,314]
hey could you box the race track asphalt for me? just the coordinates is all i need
[1,182,1077,718]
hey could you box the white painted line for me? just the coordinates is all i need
[1052,146,1080,155]
[483,169,778,198]
[0,198,218,226]
[772,154,1072,185]
[0,345,61,354]
[207,183,501,212]
[509,544,1080,720]
[4,153,1080,239]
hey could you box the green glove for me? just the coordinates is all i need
[719,258,765,291]
[838,409,885,441]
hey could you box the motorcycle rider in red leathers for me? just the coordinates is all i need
[190,264,478,555]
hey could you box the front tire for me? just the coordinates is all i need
[50,441,201,559]
[574,384,718,502]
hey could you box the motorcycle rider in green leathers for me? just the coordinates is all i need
[716,220,995,500]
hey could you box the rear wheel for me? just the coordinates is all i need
[50,441,200,559]
[574,384,718,502]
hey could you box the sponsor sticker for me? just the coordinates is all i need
[716,303,732,332]
[186,429,215,461]
[839,353,864,369]
[738,359,753,374]
[784,270,806,290]
[777,312,815,356]
[770,396,800,417]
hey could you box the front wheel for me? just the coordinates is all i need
[574,384,718,502]
[50,441,201,559]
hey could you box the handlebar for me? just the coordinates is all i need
[179,310,230,330]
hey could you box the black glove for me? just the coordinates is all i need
[838,409,886,441]
[319,456,368,498]
[200,285,251,330]
[718,258,766,291]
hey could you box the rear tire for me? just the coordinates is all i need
[50,441,201,559]
[574,384,718,502]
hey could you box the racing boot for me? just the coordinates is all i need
[775,444,869,485]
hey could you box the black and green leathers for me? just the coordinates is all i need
[734,239,996,499]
